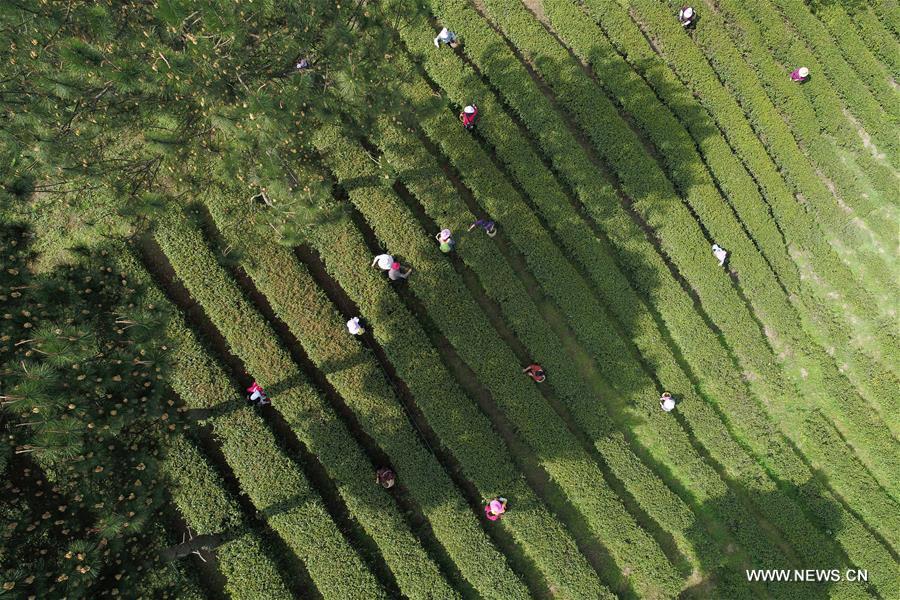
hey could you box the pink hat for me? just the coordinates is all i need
[391,262,400,270]
[489,500,505,514]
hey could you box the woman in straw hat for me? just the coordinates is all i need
[372,252,394,271]
[346,316,365,336]
[711,243,728,267]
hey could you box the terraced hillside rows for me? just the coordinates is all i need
[124,2,897,598]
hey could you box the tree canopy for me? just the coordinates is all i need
[0,223,197,597]
[0,1,417,595]
[1,0,410,232]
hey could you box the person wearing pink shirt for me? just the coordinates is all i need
[790,67,810,83]
[246,381,270,406]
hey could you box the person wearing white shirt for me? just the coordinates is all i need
[347,317,365,336]
[434,27,459,48]
[660,392,676,412]
[712,243,728,267]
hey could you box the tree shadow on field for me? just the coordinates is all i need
[463,0,781,310]
[329,8,900,599]
[210,5,878,595]
[295,21,725,596]
[682,480,893,599]
[425,13,900,599]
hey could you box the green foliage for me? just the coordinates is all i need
[695,0,898,275]
[377,20,890,596]
[1,0,897,597]
[533,0,900,485]
[162,434,294,600]
[0,223,188,597]
[313,121,682,598]
[419,0,898,594]
[240,195,600,596]
[577,0,899,385]
[153,212,390,600]
[367,85,737,587]
[239,160,348,248]
[207,191,545,599]
[465,0,900,539]
[846,7,900,76]
[0,0,417,240]
[130,218,464,598]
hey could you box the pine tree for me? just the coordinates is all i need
[0,223,187,597]
[1,0,418,235]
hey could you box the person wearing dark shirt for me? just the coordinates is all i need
[468,219,497,237]
[376,467,396,489]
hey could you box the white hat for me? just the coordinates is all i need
[376,254,393,270]
[683,7,694,18]
[798,67,809,78]
[464,105,475,114]
[440,228,452,240]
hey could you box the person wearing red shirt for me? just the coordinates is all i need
[522,363,546,383]
[459,104,478,131]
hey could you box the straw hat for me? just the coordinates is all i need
[464,105,475,114]
[798,67,809,78]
